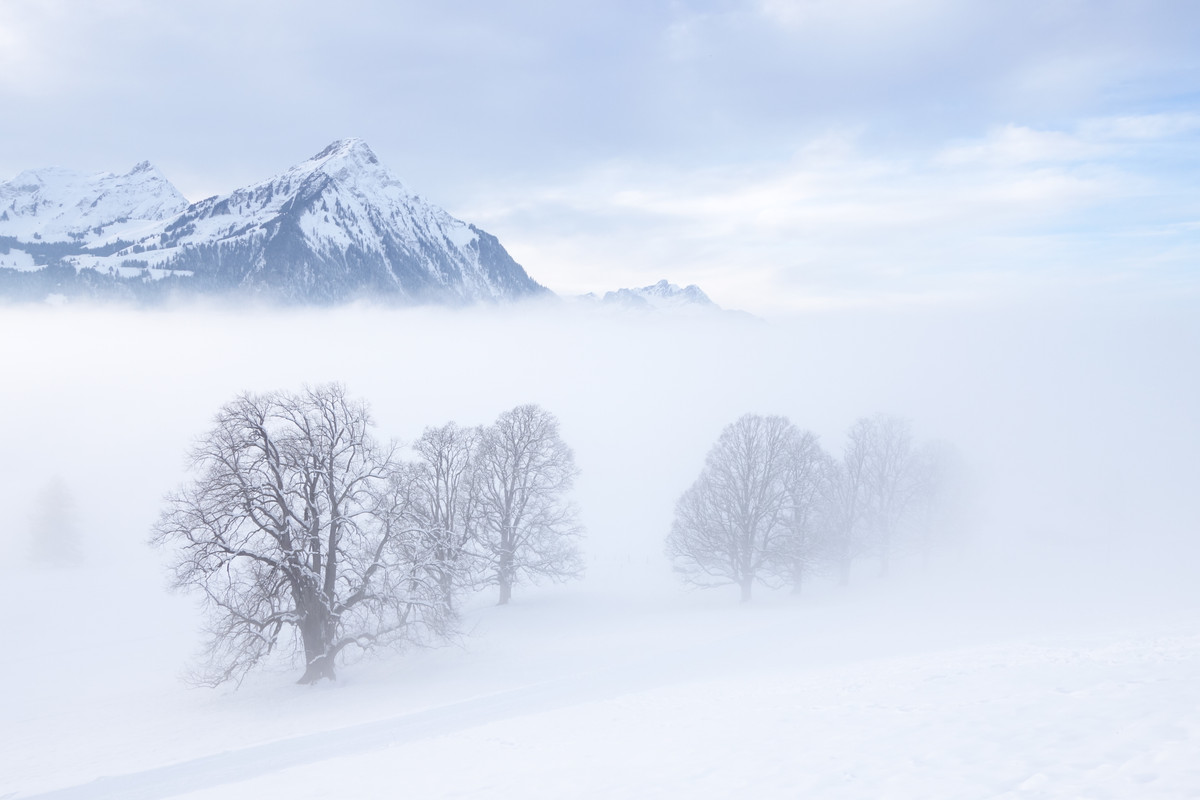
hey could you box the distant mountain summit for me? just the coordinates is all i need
[575,279,754,318]
[0,139,547,304]
[577,279,719,311]
[601,279,716,310]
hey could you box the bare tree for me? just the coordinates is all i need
[152,384,450,686]
[667,414,796,601]
[475,404,582,605]
[857,414,919,578]
[907,439,971,565]
[777,430,827,594]
[410,422,484,611]
[817,425,871,587]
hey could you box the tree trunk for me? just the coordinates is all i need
[439,564,456,614]
[878,525,891,578]
[498,549,514,605]
[839,557,851,587]
[296,593,335,683]
[740,578,753,602]
[791,558,803,595]
[298,653,336,684]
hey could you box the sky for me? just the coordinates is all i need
[1,0,1198,313]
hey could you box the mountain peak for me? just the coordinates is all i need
[279,137,402,197]
[310,138,379,167]
[592,280,721,313]
[624,280,713,305]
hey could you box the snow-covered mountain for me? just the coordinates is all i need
[599,279,717,311]
[0,161,188,246]
[0,140,547,304]
[575,279,756,318]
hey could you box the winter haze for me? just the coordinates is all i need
[3,1,1200,798]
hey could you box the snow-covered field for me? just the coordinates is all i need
[2,298,1197,799]
[7,555,1200,800]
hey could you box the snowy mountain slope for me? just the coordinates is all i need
[0,140,548,304]
[0,161,188,246]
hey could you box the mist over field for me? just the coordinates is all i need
[3,295,1195,578]
[2,294,1198,798]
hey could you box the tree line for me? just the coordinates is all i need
[667,413,963,601]
[153,384,581,685]
[154,387,964,685]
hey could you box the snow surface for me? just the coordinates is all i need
[0,246,36,271]
[1,299,1197,799]
[170,617,1200,800]
[6,561,1199,800]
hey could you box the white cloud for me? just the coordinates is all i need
[0,0,162,95]
[1078,113,1200,142]
[464,115,1197,313]
[757,0,949,30]
[936,125,1107,167]
[0,1,66,94]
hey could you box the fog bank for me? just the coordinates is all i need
[1,296,1195,608]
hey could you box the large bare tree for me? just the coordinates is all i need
[152,384,450,685]
[667,414,797,601]
[475,404,582,605]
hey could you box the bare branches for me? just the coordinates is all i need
[669,412,961,599]
[475,405,583,605]
[667,414,804,601]
[152,384,452,686]
[410,423,485,611]
[154,390,585,684]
